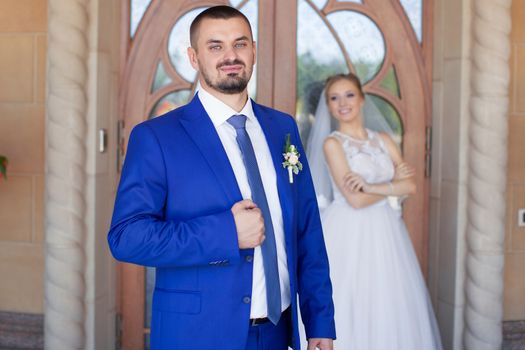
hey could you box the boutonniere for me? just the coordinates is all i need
[282,134,303,183]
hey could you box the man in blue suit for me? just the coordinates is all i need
[108,5,335,350]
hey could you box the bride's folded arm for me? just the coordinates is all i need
[362,178,416,197]
[370,132,417,196]
[341,190,387,209]
[323,136,386,209]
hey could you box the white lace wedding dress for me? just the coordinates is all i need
[303,130,442,350]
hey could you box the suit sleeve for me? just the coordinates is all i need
[292,122,337,340]
[107,123,241,268]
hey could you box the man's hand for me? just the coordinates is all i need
[231,199,265,248]
[307,338,333,350]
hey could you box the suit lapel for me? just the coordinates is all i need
[252,101,294,242]
[179,95,242,204]
[180,96,293,241]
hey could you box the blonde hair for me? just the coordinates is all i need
[324,73,364,103]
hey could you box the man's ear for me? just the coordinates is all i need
[187,47,199,71]
[252,41,257,65]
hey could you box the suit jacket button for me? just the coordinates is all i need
[243,296,251,304]
[245,255,253,263]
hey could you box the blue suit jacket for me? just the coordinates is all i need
[108,95,335,350]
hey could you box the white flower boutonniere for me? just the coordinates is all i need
[282,134,303,183]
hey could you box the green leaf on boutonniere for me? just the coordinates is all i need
[0,156,7,180]
[283,133,291,152]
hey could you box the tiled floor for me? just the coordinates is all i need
[503,321,525,350]
[0,312,43,350]
[0,311,524,349]
[504,341,525,350]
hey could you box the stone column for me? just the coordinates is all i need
[464,0,512,349]
[44,0,89,349]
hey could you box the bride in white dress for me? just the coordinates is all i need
[302,73,442,350]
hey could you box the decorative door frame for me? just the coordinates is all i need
[270,0,433,271]
[117,1,433,348]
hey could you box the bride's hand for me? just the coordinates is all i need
[343,172,367,193]
[394,162,415,180]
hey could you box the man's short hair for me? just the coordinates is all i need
[189,6,253,48]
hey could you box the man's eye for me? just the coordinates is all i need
[235,42,247,48]
[209,45,221,50]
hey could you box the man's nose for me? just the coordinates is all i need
[223,46,238,61]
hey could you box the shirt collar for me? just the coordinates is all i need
[197,87,256,127]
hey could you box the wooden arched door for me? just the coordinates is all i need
[118,0,432,348]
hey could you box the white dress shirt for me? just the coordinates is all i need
[197,88,291,318]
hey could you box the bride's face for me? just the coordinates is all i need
[326,79,364,124]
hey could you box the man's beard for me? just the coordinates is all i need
[201,59,251,94]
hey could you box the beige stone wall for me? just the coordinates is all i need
[504,0,525,321]
[0,0,47,313]
[430,0,471,347]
